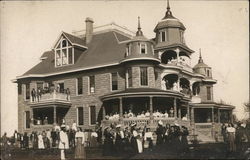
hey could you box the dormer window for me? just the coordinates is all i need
[55,37,74,67]
[180,30,185,43]
[140,43,147,54]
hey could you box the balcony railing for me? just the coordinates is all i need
[161,61,193,72]
[102,117,190,129]
[29,91,70,104]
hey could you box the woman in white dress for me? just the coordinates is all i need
[59,126,69,160]
[38,133,45,149]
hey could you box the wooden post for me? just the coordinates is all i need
[174,98,177,118]
[149,96,153,121]
[212,107,214,123]
[102,105,106,120]
[53,106,57,124]
[119,97,123,121]
[218,109,220,123]
[178,108,181,119]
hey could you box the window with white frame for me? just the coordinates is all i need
[140,43,147,54]
[111,72,118,91]
[127,68,132,88]
[77,77,83,95]
[140,67,148,86]
[180,30,184,43]
[160,31,166,42]
[89,75,95,93]
[77,107,84,125]
[55,37,74,67]
[89,105,96,125]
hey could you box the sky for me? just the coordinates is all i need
[0,0,249,135]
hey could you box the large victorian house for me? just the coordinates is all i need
[14,2,234,141]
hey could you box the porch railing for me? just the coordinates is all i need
[102,117,190,129]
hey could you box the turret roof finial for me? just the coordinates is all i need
[163,0,174,19]
[198,48,204,63]
[136,16,143,36]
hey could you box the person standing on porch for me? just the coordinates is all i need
[75,127,86,159]
[59,125,69,160]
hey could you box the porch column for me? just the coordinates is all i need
[187,103,190,120]
[102,105,106,120]
[53,106,57,124]
[175,48,180,63]
[191,107,194,123]
[119,97,123,121]
[30,109,34,127]
[149,96,153,121]
[174,98,177,118]
[218,109,221,123]
[211,107,214,123]
[178,107,181,119]
[211,107,215,138]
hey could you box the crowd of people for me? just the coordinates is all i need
[105,109,188,121]
[1,121,102,160]
[221,122,250,153]
[102,120,190,157]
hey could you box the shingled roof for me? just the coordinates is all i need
[20,30,131,78]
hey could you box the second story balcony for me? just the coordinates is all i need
[28,90,71,106]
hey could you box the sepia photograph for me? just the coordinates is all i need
[0,0,249,159]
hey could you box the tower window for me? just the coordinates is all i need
[207,86,211,100]
[89,75,95,93]
[180,30,184,43]
[127,68,132,88]
[207,70,210,77]
[140,67,148,86]
[140,43,147,54]
[111,72,118,91]
[160,31,166,42]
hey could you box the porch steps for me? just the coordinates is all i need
[196,130,215,143]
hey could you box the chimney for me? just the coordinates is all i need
[85,17,94,44]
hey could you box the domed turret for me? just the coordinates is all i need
[120,17,160,64]
[154,0,187,48]
[193,49,212,78]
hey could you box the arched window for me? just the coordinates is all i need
[55,37,74,67]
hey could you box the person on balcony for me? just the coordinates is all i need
[182,114,188,121]
[156,120,164,145]
[145,110,150,117]
[66,88,70,100]
[153,110,161,118]
[169,108,174,117]
[128,110,134,118]
[44,117,48,125]
[164,110,169,118]
[37,87,42,102]
[173,82,178,91]
[113,112,119,119]
[31,88,36,102]
[123,112,128,118]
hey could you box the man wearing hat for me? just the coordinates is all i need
[115,124,124,155]
[156,120,164,145]
[59,125,69,160]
